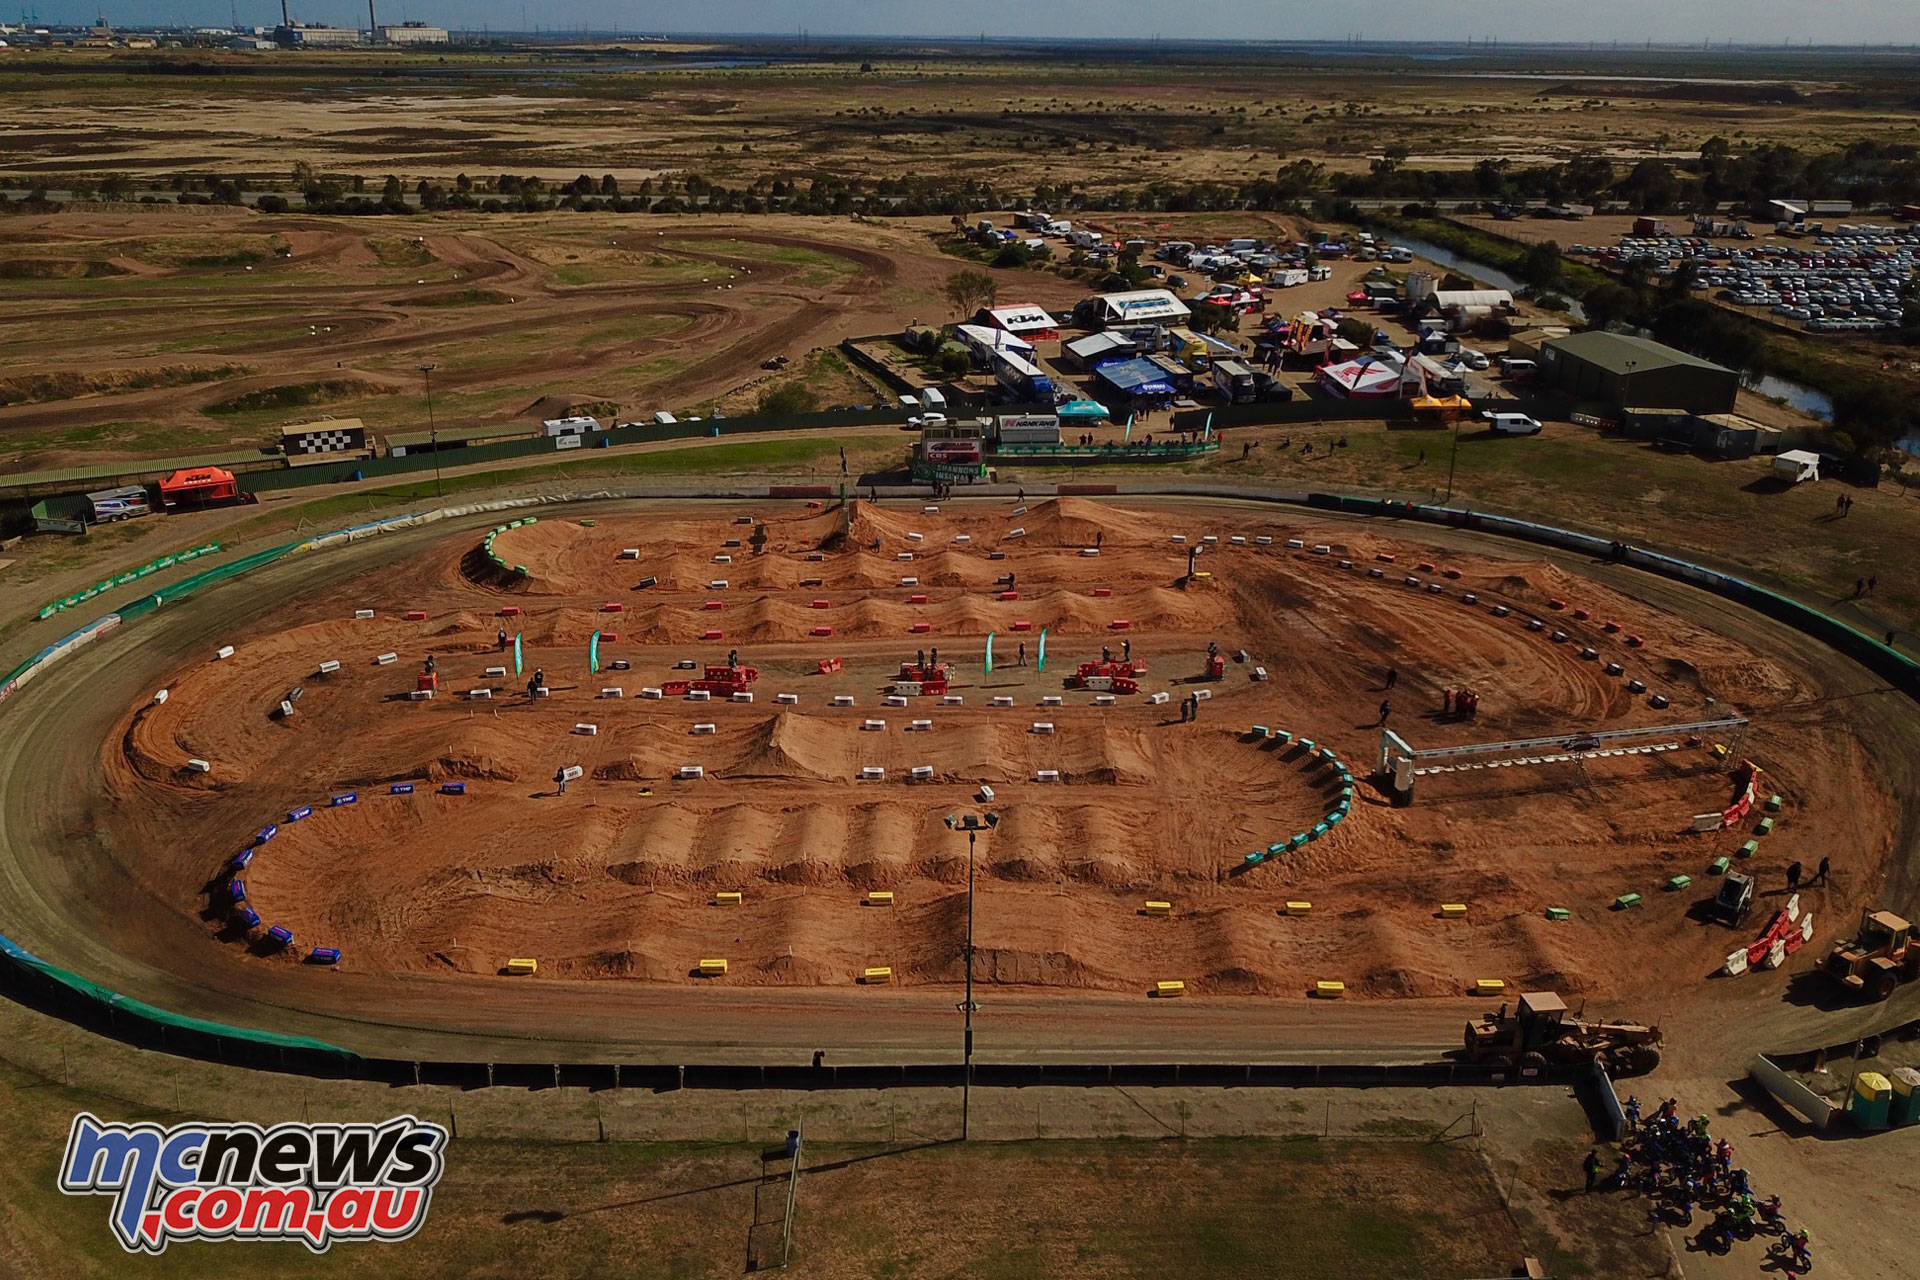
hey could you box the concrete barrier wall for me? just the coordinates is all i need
[1749,1054,1837,1129]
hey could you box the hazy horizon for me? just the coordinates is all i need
[21,2,1920,50]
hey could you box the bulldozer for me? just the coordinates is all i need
[1819,909,1920,1001]
[1462,991,1663,1076]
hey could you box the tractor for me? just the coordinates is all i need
[1703,871,1756,928]
[1820,910,1920,1001]
[1462,991,1663,1077]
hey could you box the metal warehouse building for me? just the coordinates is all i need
[1538,331,1740,414]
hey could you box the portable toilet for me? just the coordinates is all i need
[1850,1071,1893,1130]
[1889,1067,1920,1126]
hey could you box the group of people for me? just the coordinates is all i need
[1583,1097,1811,1273]
[1442,687,1481,718]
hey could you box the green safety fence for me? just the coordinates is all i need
[0,931,358,1069]
[36,542,220,620]
[114,540,304,623]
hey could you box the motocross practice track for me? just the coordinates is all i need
[0,496,1898,1066]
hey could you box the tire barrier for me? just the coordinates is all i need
[37,542,220,620]
[1235,729,1354,871]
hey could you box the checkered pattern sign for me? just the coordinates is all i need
[288,427,363,455]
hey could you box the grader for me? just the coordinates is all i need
[1463,991,1663,1076]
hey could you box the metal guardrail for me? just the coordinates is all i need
[1407,716,1748,762]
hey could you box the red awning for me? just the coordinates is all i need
[160,467,237,495]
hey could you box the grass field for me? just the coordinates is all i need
[0,1048,1522,1280]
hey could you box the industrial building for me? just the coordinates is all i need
[377,22,447,44]
[1537,331,1741,414]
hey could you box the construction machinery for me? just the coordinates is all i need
[1703,871,1756,928]
[1462,991,1663,1076]
[1820,910,1920,1001]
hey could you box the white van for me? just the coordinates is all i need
[651,411,677,425]
[918,387,948,412]
[898,394,920,410]
[1499,357,1538,380]
[1484,412,1544,436]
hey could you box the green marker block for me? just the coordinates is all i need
[1765,794,1783,813]
[1274,731,1293,745]
[1709,856,1731,875]
[1545,906,1571,922]
[1615,893,1643,910]
[1738,840,1759,858]
[1668,875,1692,891]
[1756,817,1775,836]
[1250,726,1270,739]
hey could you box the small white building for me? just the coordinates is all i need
[1772,450,1821,483]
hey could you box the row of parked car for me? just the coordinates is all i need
[1569,231,1912,332]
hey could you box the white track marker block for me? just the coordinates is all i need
[693,723,717,735]
[679,766,705,779]
[186,758,211,773]
[991,696,1015,707]
[710,580,729,590]
[1079,547,1100,557]
[910,718,933,730]
[1338,559,1354,569]
[279,700,295,718]
[601,687,623,698]
[732,691,754,703]
[1005,527,1026,540]
[833,695,856,707]
[1255,536,1273,546]
[1427,583,1445,594]
[485,666,507,678]
[886,695,909,708]
[1193,689,1212,701]
[152,689,170,705]
[862,719,887,731]
[1148,691,1170,705]
[1202,535,1218,545]
[642,687,664,699]
[1462,593,1479,605]
[533,687,550,699]
[1171,535,1187,544]
[979,784,996,802]
[1368,567,1385,579]
[318,660,341,674]
[907,532,924,542]
[688,689,712,702]
[861,766,886,780]
[911,765,934,781]
[1492,605,1511,617]
[1526,619,1545,632]
[923,506,940,514]
[1040,695,1064,706]
[574,723,598,736]
[1230,535,1248,546]
[355,609,375,619]
[675,659,697,670]
[1011,505,1027,516]
[1031,722,1055,734]
[1253,666,1269,681]
[1313,544,1331,555]
[618,548,640,560]
[776,693,799,705]
[468,689,492,700]
[942,695,963,706]
[1093,694,1116,706]
[953,534,971,544]
[1035,769,1061,782]
[376,652,398,665]
[713,554,732,564]
[1286,539,1305,549]
[900,577,919,587]
[408,689,433,701]
[214,645,235,660]
[897,552,914,562]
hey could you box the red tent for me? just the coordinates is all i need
[159,466,240,509]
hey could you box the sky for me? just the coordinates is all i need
[22,2,1920,48]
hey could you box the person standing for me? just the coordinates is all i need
[1385,665,1398,691]
[1122,639,1131,663]
[1018,641,1026,667]
[554,767,569,796]
[1376,698,1392,727]
[1817,855,1831,886]
[1583,1149,1602,1193]
[1443,688,1454,716]
[1786,860,1803,891]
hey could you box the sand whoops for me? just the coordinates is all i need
[102,499,1888,1002]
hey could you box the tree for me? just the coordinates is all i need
[1189,300,1236,335]
[757,380,820,416]
[943,269,996,318]
[1518,240,1563,289]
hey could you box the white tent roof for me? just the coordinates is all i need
[1431,289,1513,309]
[955,323,1035,355]
[1095,289,1191,323]
[985,305,1057,333]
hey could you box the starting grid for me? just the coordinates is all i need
[1379,715,1751,787]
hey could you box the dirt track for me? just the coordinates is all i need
[0,495,1902,1066]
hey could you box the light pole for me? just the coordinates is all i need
[1621,359,1637,426]
[1443,412,1462,505]
[945,810,997,1140]
[418,362,441,499]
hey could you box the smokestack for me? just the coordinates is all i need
[280,0,290,27]
[368,0,376,39]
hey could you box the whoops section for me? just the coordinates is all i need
[233,706,1344,990]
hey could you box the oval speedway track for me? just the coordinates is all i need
[1,494,1916,1071]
